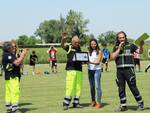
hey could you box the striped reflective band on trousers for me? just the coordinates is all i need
[12,103,19,112]
[120,97,126,107]
[135,94,143,104]
[63,96,71,106]
[73,96,79,104]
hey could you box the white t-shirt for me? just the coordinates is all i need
[88,50,101,70]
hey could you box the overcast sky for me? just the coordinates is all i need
[0,0,150,41]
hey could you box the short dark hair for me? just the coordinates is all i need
[32,50,35,54]
[2,41,12,52]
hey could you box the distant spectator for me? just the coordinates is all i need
[47,46,57,73]
[30,51,38,75]
[101,43,110,72]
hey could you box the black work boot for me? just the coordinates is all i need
[63,105,69,110]
[63,102,69,110]
[137,101,144,111]
[116,106,127,112]
[73,103,83,108]
[12,109,21,113]
[6,108,12,113]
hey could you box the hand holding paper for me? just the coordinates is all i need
[139,40,144,47]
[135,33,149,46]
[72,52,89,62]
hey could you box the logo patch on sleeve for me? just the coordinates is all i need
[8,56,12,59]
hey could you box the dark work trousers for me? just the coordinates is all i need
[116,67,143,107]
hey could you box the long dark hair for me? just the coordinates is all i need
[116,31,128,45]
[88,38,100,56]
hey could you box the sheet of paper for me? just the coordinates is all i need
[75,52,89,61]
[135,33,149,46]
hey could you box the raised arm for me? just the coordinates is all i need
[13,48,28,66]
[54,47,58,52]
[61,32,67,49]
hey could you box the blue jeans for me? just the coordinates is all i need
[88,69,102,103]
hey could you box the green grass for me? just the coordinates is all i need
[0,61,150,113]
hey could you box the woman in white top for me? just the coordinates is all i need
[88,38,103,108]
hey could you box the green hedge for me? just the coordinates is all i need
[0,43,149,64]
[23,47,67,64]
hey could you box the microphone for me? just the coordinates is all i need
[120,42,125,50]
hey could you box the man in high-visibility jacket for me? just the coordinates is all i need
[2,41,27,113]
[61,32,83,110]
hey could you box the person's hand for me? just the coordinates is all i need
[118,42,124,50]
[139,40,144,47]
[22,48,28,56]
[82,61,88,64]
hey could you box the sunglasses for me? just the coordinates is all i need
[12,45,17,48]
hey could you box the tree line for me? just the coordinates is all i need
[16,9,134,46]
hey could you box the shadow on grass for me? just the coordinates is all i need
[68,102,109,109]
[19,103,32,107]
[19,108,37,113]
[19,103,37,113]
[81,102,109,107]
[127,105,150,111]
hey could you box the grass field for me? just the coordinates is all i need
[0,61,150,113]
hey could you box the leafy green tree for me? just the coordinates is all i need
[26,36,37,45]
[35,20,62,43]
[80,34,95,46]
[17,35,29,45]
[60,14,66,32]
[35,10,89,43]
[65,10,89,42]
[98,31,116,45]
[17,35,37,46]
[127,38,134,43]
